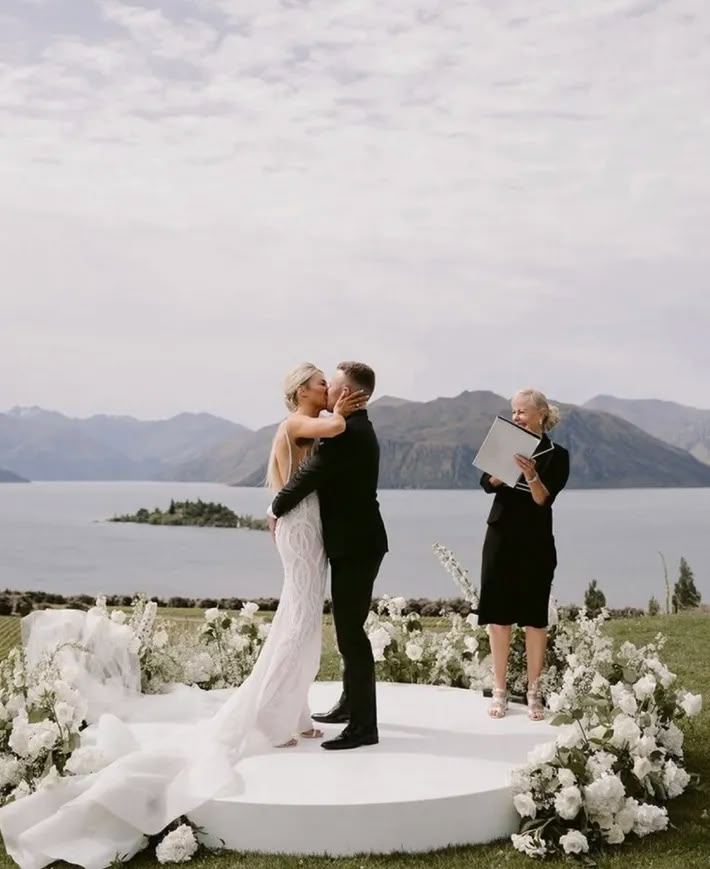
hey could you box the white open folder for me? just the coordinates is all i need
[472,416,553,487]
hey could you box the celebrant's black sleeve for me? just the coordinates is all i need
[271,435,345,518]
[538,446,570,506]
[480,473,501,494]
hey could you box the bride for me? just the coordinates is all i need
[0,363,364,869]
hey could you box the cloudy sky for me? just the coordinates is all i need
[1,0,708,428]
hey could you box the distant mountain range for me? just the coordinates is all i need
[171,391,710,489]
[0,407,244,481]
[0,468,27,483]
[584,395,710,466]
[3,394,710,489]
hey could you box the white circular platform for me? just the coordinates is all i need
[189,681,555,856]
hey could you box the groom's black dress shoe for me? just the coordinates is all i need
[321,727,379,751]
[311,704,350,725]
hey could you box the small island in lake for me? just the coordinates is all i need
[109,499,268,530]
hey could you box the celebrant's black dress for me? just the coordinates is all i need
[478,434,570,629]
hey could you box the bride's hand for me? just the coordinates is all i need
[334,388,368,417]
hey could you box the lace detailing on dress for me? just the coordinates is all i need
[209,427,326,747]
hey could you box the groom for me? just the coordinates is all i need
[268,361,388,750]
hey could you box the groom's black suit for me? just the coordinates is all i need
[271,410,388,735]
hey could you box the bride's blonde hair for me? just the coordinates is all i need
[265,363,321,492]
[513,388,561,432]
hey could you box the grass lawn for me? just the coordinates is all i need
[0,612,707,869]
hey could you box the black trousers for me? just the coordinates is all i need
[330,552,384,733]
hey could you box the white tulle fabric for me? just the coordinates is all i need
[0,473,327,868]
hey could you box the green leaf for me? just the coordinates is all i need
[551,713,574,727]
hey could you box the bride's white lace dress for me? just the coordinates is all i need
[0,469,327,868]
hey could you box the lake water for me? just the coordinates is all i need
[0,482,708,609]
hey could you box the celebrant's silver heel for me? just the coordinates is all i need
[488,687,508,719]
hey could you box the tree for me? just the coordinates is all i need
[584,579,606,617]
[647,595,660,617]
[672,557,701,612]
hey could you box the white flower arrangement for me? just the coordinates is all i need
[0,595,269,806]
[510,616,701,860]
[0,560,701,866]
[0,647,87,803]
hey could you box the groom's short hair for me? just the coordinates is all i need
[337,361,376,397]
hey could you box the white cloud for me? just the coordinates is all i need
[0,0,709,424]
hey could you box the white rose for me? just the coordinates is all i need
[183,652,215,684]
[463,636,478,654]
[658,722,684,756]
[662,759,690,799]
[228,633,249,652]
[513,792,537,819]
[510,766,532,793]
[368,627,392,662]
[635,735,657,757]
[527,740,557,766]
[241,602,259,617]
[611,714,641,750]
[204,608,220,623]
[6,694,25,716]
[633,802,668,837]
[559,830,589,855]
[554,785,583,820]
[54,701,76,729]
[611,682,637,716]
[155,823,199,864]
[566,653,580,670]
[405,642,424,662]
[511,833,546,858]
[0,756,23,789]
[556,724,583,750]
[604,823,625,845]
[257,623,271,640]
[557,767,576,788]
[465,612,479,628]
[110,610,128,625]
[633,674,656,701]
[680,692,702,718]
[632,756,653,781]
[584,774,626,819]
[591,672,609,695]
[615,797,638,834]
[546,691,564,713]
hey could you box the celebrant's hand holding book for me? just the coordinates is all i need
[472,416,553,488]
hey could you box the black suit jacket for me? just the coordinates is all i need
[271,410,388,562]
